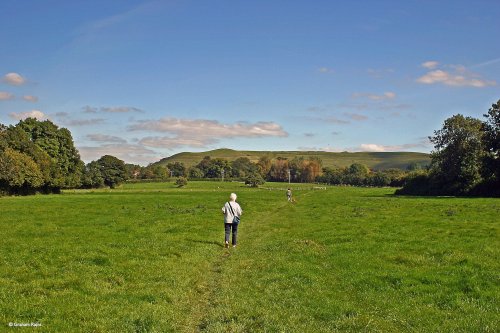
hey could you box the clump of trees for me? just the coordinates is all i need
[0,118,84,194]
[176,155,324,186]
[0,118,131,194]
[317,164,408,187]
[396,99,499,197]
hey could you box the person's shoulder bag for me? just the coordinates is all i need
[227,202,240,224]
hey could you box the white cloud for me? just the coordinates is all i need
[3,73,26,86]
[9,110,47,120]
[0,91,14,100]
[421,61,439,69]
[22,95,38,102]
[359,144,387,152]
[130,118,288,149]
[298,146,344,152]
[86,134,127,143]
[358,141,431,152]
[139,136,217,149]
[78,143,159,165]
[416,63,496,87]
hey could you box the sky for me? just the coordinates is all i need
[1,0,499,165]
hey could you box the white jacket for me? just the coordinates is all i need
[222,201,242,224]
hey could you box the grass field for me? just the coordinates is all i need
[1,181,498,332]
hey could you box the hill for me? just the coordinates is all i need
[153,148,430,170]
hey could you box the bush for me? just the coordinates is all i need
[175,177,188,187]
[245,173,265,187]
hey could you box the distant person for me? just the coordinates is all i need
[222,193,242,248]
[287,188,292,202]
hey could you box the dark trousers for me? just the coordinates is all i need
[224,223,238,245]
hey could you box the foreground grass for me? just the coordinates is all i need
[0,182,498,332]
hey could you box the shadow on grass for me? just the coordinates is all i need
[188,239,224,248]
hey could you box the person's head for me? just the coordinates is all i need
[229,193,237,202]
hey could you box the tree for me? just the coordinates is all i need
[188,167,204,179]
[366,171,391,187]
[269,157,289,182]
[245,173,265,187]
[82,161,105,188]
[344,163,370,186]
[231,157,257,178]
[429,114,485,195]
[0,148,44,194]
[483,100,500,182]
[204,158,231,178]
[256,156,272,178]
[175,177,188,187]
[96,155,127,188]
[167,161,186,177]
[16,118,84,188]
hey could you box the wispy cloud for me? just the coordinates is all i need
[22,95,39,102]
[62,118,106,126]
[344,113,368,121]
[352,91,396,101]
[101,106,143,113]
[0,91,14,100]
[421,61,439,69]
[82,106,98,113]
[9,110,47,120]
[321,116,350,124]
[416,61,496,87]
[469,57,500,69]
[86,134,127,143]
[83,105,144,113]
[3,72,26,86]
[367,68,395,79]
[317,67,334,74]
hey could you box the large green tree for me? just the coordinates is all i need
[16,118,84,188]
[483,100,500,182]
[0,148,44,194]
[96,155,128,188]
[429,114,485,195]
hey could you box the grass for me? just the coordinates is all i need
[154,148,431,170]
[0,182,498,332]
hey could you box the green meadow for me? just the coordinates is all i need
[0,182,498,332]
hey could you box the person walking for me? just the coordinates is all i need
[222,193,242,248]
[287,188,292,202]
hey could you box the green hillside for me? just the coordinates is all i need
[153,148,430,170]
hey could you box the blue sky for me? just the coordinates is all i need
[1,0,499,165]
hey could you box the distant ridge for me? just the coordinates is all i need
[152,149,430,170]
